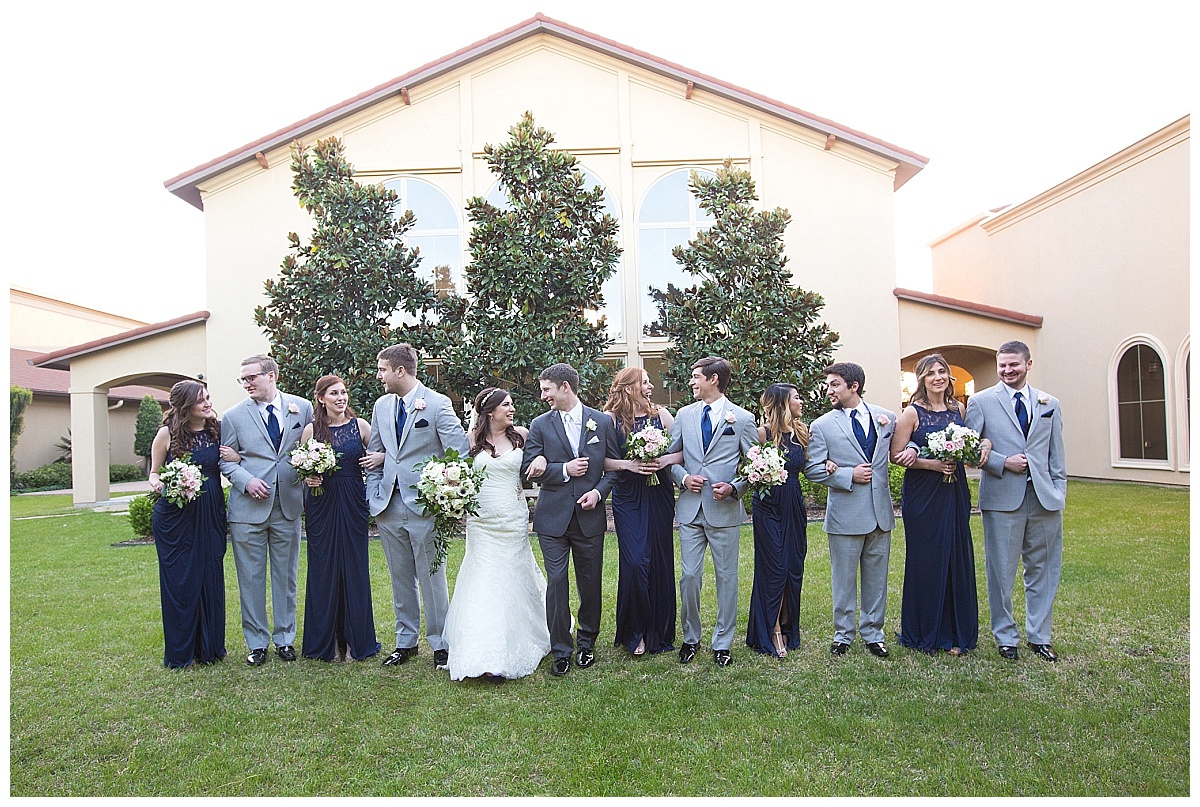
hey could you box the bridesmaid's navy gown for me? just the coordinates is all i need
[745,431,808,656]
[301,420,381,661]
[897,404,979,653]
[611,413,677,654]
[152,431,227,668]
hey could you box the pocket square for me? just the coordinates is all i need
[414,419,429,428]
[1041,410,1054,418]
[722,426,735,436]
[587,435,600,444]
[291,422,301,429]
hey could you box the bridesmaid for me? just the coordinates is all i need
[299,375,381,662]
[890,354,980,656]
[148,380,237,668]
[603,367,680,656]
[745,383,811,658]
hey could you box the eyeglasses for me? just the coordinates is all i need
[237,372,269,386]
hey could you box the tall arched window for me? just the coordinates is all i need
[1116,342,1169,461]
[637,169,716,337]
[384,177,463,297]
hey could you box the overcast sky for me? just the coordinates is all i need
[3,0,1191,323]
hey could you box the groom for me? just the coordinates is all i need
[365,343,469,671]
[522,363,620,676]
[220,354,313,666]
[804,361,896,658]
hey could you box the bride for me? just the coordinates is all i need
[444,387,551,682]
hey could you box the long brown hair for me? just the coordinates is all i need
[470,387,524,458]
[603,366,659,435]
[908,353,960,412]
[162,380,220,456]
[311,375,357,444]
[760,383,809,449]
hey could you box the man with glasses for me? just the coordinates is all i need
[219,355,313,666]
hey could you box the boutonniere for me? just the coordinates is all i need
[1037,394,1050,406]
[287,403,300,415]
[724,412,737,424]
[413,399,427,411]
[876,414,890,427]
[585,418,597,432]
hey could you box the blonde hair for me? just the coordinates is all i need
[759,383,808,449]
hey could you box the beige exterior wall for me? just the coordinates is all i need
[15,396,147,472]
[10,288,144,352]
[927,117,1189,485]
[196,34,906,414]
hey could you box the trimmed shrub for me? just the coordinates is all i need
[801,477,828,510]
[888,464,904,505]
[128,494,153,538]
[13,462,73,491]
[110,464,147,483]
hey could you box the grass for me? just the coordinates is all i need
[8,480,1189,796]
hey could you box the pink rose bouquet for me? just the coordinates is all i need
[624,423,671,485]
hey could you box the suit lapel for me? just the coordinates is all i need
[246,398,272,448]
[998,385,1025,439]
[551,410,575,458]
[396,387,420,452]
[834,409,867,461]
[862,404,883,461]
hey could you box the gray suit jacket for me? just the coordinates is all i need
[668,399,757,529]
[521,404,621,538]
[804,404,897,535]
[220,393,314,524]
[365,384,469,518]
[966,383,1066,512]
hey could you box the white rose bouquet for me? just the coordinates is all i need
[624,423,671,485]
[920,422,982,482]
[737,442,789,499]
[289,438,340,496]
[153,455,206,509]
[413,448,487,574]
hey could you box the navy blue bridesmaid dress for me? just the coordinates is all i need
[611,413,677,654]
[896,404,979,653]
[745,430,808,656]
[152,430,227,668]
[300,420,381,661]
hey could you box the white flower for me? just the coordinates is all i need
[1037,394,1050,406]
[724,412,737,424]
[585,418,597,432]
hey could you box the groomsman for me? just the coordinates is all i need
[365,344,469,671]
[219,355,313,665]
[804,362,896,658]
[668,356,757,667]
[966,340,1066,662]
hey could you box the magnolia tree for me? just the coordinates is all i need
[133,394,162,471]
[650,160,838,417]
[434,112,621,423]
[255,137,440,415]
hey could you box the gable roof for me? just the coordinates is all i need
[165,13,927,209]
[12,349,168,402]
[29,311,210,371]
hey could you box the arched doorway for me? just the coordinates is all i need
[900,345,998,407]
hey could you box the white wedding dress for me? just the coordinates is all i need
[444,448,550,680]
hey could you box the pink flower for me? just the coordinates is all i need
[288,402,300,415]
[1037,394,1050,406]
[413,398,427,411]
[724,412,737,424]
[876,414,890,427]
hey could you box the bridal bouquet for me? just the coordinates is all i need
[624,423,672,485]
[289,438,340,496]
[738,442,789,499]
[413,448,487,575]
[152,455,206,509]
[920,422,982,482]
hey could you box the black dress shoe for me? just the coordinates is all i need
[246,648,267,666]
[678,642,698,664]
[382,646,418,666]
[866,641,889,658]
[482,673,506,684]
[550,656,570,676]
[576,648,595,668]
[829,642,850,656]
[1027,642,1058,662]
[275,645,297,662]
[433,649,449,670]
[998,645,1019,660]
[713,649,732,667]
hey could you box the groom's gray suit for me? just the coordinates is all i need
[366,384,468,652]
[220,393,313,650]
[966,383,1066,647]
[804,403,896,645]
[668,397,757,651]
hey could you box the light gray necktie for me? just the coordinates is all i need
[564,412,580,456]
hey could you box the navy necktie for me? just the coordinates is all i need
[266,403,282,451]
[701,404,714,451]
[1014,392,1029,436]
[850,409,872,457]
[395,398,407,443]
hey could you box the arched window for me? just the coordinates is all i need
[482,168,623,340]
[384,177,463,297]
[637,169,716,337]
[1115,342,1169,461]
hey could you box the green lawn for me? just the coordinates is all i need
[8,481,1189,796]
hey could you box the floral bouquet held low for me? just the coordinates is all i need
[413,448,487,575]
[920,422,983,483]
[738,442,789,499]
[624,423,672,485]
[289,438,340,496]
[152,455,206,509]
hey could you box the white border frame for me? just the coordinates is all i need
[1108,333,1174,470]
